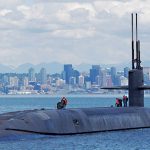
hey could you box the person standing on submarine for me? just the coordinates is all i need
[123,95,128,107]
[115,98,120,107]
[57,97,68,109]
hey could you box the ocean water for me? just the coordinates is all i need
[0,95,150,150]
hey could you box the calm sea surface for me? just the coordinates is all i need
[0,95,150,150]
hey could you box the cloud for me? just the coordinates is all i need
[32,0,96,3]
[0,0,150,67]
[0,9,12,17]
[51,28,96,38]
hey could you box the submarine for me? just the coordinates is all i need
[1,13,150,137]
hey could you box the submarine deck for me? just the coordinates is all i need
[0,107,150,136]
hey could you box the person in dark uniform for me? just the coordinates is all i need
[123,95,128,107]
[118,99,122,107]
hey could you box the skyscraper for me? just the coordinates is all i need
[28,68,35,82]
[111,67,117,85]
[124,67,130,78]
[79,75,84,87]
[40,68,47,84]
[73,70,80,84]
[69,77,76,85]
[110,67,116,77]
[90,65,101,84]
[64,64,73,84]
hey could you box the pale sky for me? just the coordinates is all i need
[0,0,150,66]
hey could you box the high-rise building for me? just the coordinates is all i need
[73,70,80,84]
[124,67,130,78]
[64,64,73,84]
[69,77,76,85]
[106,75,113,87]
[40,68,47,84]
[61,71,66,82]
[90,65,101,84]
[110,67,116,85]
[111,67,116,77]
[101,69,107,87]
[28,68,36,82]
[115,75,121,86]
[79,75,84,87]
[96,75,103,86]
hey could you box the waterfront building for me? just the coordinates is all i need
[143,67,150,84]
[23,77,29,87]
[120,76,128,86]
[85,81,91,89]
[9,76,19,87]
[56,78,65,87]
[143,67,150,80]
[47,76,52,85]
[2,75,9,85]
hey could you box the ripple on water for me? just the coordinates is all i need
[0,129,150,150]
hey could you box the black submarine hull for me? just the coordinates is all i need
[1,107,150,135]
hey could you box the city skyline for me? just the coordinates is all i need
[0,64,131,95]
[0,63,149,95]
[1,1,150,66]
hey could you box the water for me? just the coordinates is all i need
[0,95,150,150]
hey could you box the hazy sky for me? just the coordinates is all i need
[0,0,150,66]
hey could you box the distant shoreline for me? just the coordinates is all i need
[0,94,150,98]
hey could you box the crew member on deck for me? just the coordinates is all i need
[115,98,120,107]
[115,98,122,107]
[123,95,128,107]
[57,97,68,109]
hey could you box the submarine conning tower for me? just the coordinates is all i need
[129,13,144,107]
[129,69,144,107]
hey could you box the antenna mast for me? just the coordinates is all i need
[132,13,141,70]
[132,13,135,69]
